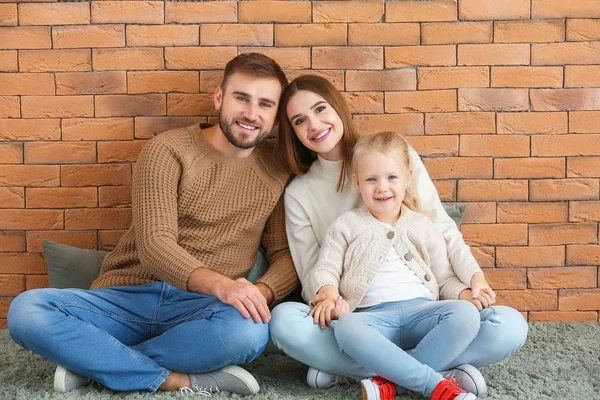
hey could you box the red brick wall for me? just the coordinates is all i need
[1,0,599,328]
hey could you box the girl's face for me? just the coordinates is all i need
[286,90,344,161]
[354,152,411,225]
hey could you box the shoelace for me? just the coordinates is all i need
[432,379,466,400]
[372,377,396,400]
[179,384,221,396]
[332,375,355,386]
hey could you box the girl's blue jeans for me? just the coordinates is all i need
[7,282,269,392]
[270,298,528,397]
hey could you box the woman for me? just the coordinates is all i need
[269,75,528,398]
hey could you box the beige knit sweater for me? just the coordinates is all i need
[91,124,298,303]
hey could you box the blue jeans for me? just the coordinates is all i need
[270,299,528,396]
[7,282,269,392]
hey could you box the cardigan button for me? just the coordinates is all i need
[404,252,413,261]
[425,274,432,281]
[387,231,395,240]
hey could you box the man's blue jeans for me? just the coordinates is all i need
[7,282,269,392]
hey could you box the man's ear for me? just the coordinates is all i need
[214,86,223,111]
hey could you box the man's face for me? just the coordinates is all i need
[215,73,282,150]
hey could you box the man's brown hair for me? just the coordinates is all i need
[221,53,288,93]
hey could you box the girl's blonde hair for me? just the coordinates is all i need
[352,131,421,212]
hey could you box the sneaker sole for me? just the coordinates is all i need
[221,365,260,395]
[53,366,86,392]
[454,364,487,398]
[360,379,380,400]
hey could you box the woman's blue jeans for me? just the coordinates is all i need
[270,298,528,397]
[7,282,269,392]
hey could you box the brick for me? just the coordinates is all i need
[0,275,24,296]
[386,90,456,113]
[497,202,568,224]
[458,88,529,112]
[497,246,565,268]
[530,178,599,201]
[497,112,568,135]
[491,66,563,88]
[99,186,131,208]
[62,164,131,187]
[165,1,236,23]
[0,96,18,118]
[482,268,526,290]
[56,71,126,95]
[533,42,600,65]
[571,201,600,222]
[98,140,146,163]
[567,19,600,41]
[65,208,132,230]
[239,47,311,69]
[532,89,600,111]
[532,135,600,156]
[422,22,492,45]
[26,230,97,252]
[459,0,529,20]
[0,210,63,230]
[494,20,565,43]
[127,25,198,47]
[496,290,557,311]
[99,230,126,251]
[135,117,204,139]
[471,246,494,268]
[352,114,424,136]
[422,157,492,179]
[570,112,600,133]
[343,92,383,114]
[460,135,529,157]
[313,47,382,70]
[26,187,97,209]
[529,267,597,290]
[418,67,488,90]
[462,223,527,246]
[530,223,597,246]
[167,94,215,117]
[0,143,22,163]
[386,0,457,22]
[0,253,46,274]
[567,245,600,265]
[349,23,420,46]
[386,45,456,68]
[53,25,124,49]
[22,96,93,118]
[0,73,54,95]
[25,142,96,164]
[19,3,89,25]
[530,311,598,322]
[433,180,456,201]
[346,70,416,92]
[458,44,529,66]
[0,50,17,71]
[239,1,310,23]
[565,66,600,88]
[425,112,495,134]
[0,231,25,252]
[128,72,199,95]
[92,1,163,24]
[405,136,458,157]
[19,49,91,72]
[285,70,345,91]
[96,94,166,118]
[0,165,59,187]
[93,48,163,71]
[0,4,16,26]
[314,1,382,23]
[559,289,600,311]
[0,26,50,49]
[165,47,238,70]
[0,187,23,208]
[533,0,600,18]
[26,275,48,290]
[495,158,565,179]
[63,118,133,141]
[462,202,496,224]
[568,157,600,178]
[458,180,528,201]
[275,24,346,47]
[201,24,272,46]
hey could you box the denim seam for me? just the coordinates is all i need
[149,369,170,392]
[54,302,153,324]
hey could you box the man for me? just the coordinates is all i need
[7,53,297,395]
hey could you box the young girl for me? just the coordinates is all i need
[308,131,479,400]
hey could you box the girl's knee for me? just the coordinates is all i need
[269,302,311,348]
[487,306,528,351]
[448,301,481,336]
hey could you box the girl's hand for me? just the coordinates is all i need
[308,297,337,329]
[460,273,496,311]
[331,296,350,320]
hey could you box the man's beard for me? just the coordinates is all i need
[219,113,274,150]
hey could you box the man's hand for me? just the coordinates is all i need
[459,272,496,311]
[215,277,270,323]
[255,282,274,306]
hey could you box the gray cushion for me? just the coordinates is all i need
[44,240,109,290]
[443,203,467,227]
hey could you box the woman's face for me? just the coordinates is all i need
[286,90,344,161]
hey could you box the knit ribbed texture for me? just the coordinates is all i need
[91,124,298,303]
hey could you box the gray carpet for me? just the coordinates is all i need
[1,323,598,399]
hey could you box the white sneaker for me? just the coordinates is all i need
[306,367,355,389]
[182,365,259,395]
[442,364,487,398]
[54,365,89,392]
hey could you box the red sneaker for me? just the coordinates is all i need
[361,376,396,400]
[431,378,477,400]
